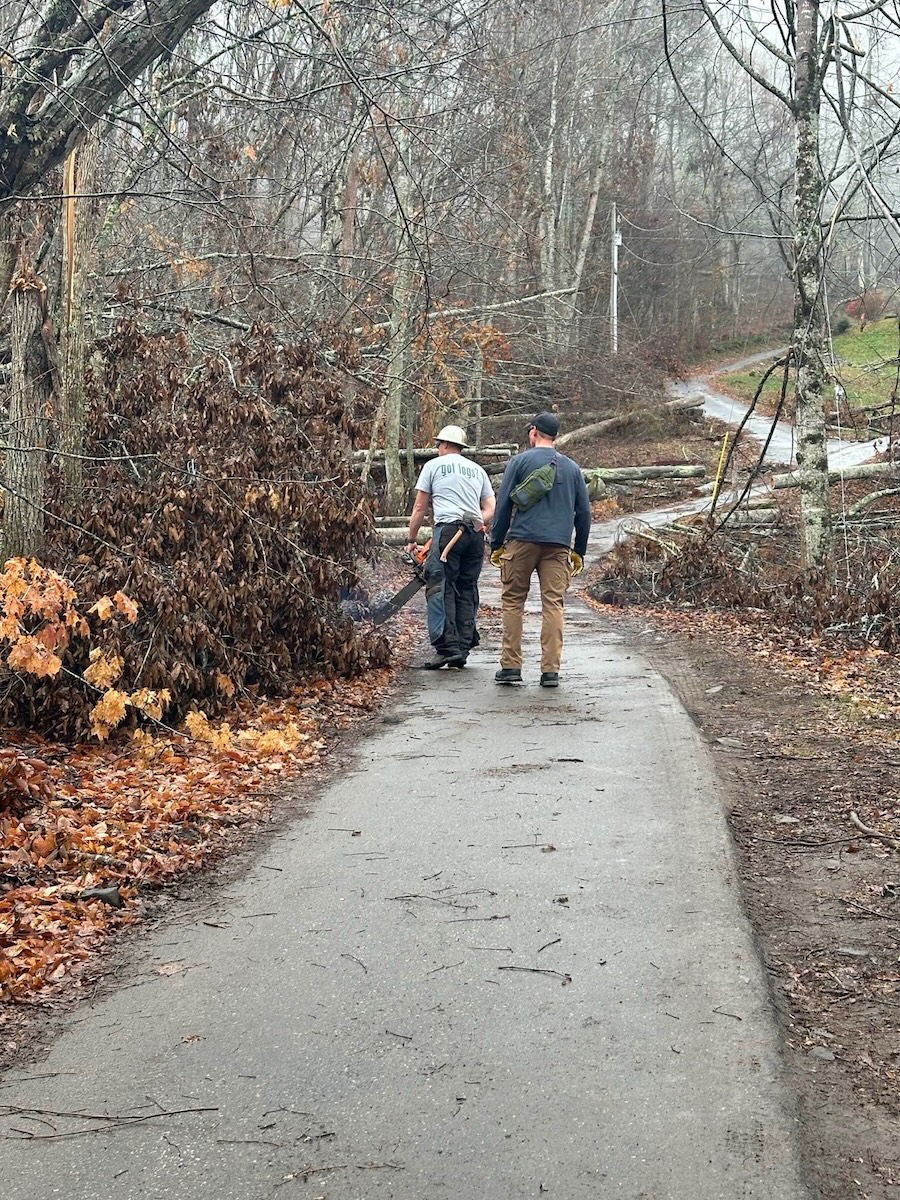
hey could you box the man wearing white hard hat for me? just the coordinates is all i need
[406,423,495,669]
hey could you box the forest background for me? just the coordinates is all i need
[2,0,900,844]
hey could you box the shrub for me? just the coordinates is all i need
[0,322,389,738]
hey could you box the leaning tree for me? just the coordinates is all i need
[0,0,222,559]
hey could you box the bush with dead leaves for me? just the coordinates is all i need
[0,322,389,739]
[592,528,900,651]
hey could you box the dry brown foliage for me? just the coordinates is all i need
[592,527,900,651]
[0,322,389,738]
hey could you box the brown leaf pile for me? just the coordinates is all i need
[0,749,54,818]
[1,670,390,1005]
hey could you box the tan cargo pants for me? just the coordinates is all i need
[498,540,572,673]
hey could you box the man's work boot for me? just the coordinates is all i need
[421,654,454,670]
[446,656,467,668]
[495,667,523,685]
[539,672,559,688]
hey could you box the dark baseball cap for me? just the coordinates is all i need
[529,411,560,437]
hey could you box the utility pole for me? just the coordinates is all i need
[610,201,620,354]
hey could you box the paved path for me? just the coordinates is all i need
[0,581,810,1198]
[670,348,884,468]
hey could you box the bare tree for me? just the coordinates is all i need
[0,0,220,557]
[664,0,900,564]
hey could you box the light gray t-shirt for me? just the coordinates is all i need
[415,453,492,524]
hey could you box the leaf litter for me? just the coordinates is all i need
[1,669,392,1027]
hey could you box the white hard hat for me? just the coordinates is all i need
[436,424,469,448]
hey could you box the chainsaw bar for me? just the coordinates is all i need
[370,572,425,625]
[369,542,431,626]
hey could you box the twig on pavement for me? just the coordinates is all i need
[498,966,572,985]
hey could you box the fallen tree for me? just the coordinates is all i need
[377,526,431,546]
[3,322,390,739]
[355,446,516,468]
[773,460,898,489]
[847,487,900,517]
[585,465,706,483]
[591,511,900,652]
[556,397,703,450]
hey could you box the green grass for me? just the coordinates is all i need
[718,366,786,406]
[718,317,900,412]
[832,318,900,368]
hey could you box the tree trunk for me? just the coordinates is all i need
[539,46,561,342]
[0,0,219,203]
[353,447,514,466]
[59,135,101,491]
[773,460,900,489]
[792,0,832,565]
[565,164,602,351]
[583,465,706,483]
[472,344,484,448]
[382,107,416,516]
[4,271,53,560]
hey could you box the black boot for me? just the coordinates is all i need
[420,654,454,670]
[539,672,559,688]
[495,667,523,685]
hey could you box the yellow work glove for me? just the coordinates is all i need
[490,548,504,568]
[569,551,584,577]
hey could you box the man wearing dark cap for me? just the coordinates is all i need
[489,412,591,687]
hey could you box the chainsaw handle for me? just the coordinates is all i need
[439,527,465,562]
[409,537,431,568]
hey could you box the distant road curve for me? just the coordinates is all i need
[668,347,885,470]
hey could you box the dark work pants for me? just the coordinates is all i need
[425,524,484,658]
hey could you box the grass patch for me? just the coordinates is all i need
[718,366,786,406]
[718,317,900,413]
[833,318,900,367]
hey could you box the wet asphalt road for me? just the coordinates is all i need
[670,348,884,469]
[0,585,810,1199]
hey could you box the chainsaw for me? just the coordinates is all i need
[370,528,465,626]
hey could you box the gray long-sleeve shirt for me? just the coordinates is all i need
[491,447,591,557]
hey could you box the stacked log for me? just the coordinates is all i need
[355,445,517,469]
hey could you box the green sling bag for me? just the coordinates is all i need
[509,453,559,511]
